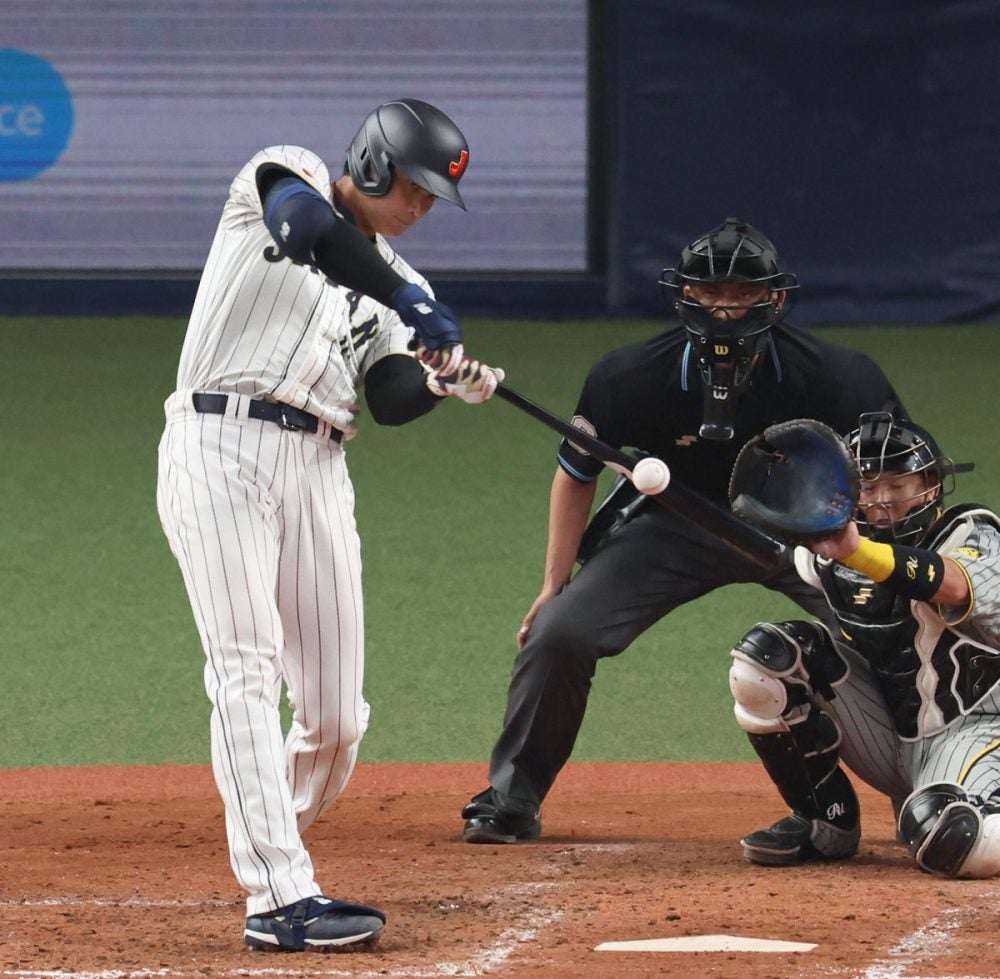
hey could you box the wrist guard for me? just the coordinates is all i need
[841,538,944,601]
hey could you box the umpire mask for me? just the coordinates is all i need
[660,218,797,441]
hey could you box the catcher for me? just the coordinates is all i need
[728,412,1000,877]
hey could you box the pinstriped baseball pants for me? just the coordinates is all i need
[156,391,369,915]
[823,641,1000,804]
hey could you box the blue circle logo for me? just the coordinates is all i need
[0,49,74,182]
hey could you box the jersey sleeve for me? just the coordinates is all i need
[937,514,1000,643]
[224,146,332,227]
[556,365,616,483]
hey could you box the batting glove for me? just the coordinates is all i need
[392,283,464,375]
[329,402,360,441]
[426,356,505,404]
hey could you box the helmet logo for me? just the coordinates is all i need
[449,149,469,179]
[714,344,729,355]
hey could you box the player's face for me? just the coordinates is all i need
[682,282,778,321]
[365,170,436,237]
[858,471,935,530]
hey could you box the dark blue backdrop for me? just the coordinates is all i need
[4,1,999,323]
[604,0,1000,322]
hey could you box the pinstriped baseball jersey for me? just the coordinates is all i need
[787,505,1000,811]
[157,142,444,919]
[802,506,1000,741]
[176,144,429,429]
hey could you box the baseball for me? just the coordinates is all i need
[631,456,671,495]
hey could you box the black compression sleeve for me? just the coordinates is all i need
[364,354,441,426]
[312,217,408,306]
[260,172,409,306]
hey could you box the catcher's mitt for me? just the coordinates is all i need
[729,419,860,543]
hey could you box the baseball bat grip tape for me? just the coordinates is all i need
[494,383,785,570]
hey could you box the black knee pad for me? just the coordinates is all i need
[734,621,812,675]
[899,783,981,877]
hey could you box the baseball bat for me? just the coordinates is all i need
[494,383,785,570]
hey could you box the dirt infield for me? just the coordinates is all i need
[2,761,998,979]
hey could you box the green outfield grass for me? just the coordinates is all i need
[2,317,998,768]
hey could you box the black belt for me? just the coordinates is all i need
[192,393,343,443]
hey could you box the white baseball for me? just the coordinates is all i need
[631,456,671,495]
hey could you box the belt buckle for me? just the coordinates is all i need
[278,407,304,432]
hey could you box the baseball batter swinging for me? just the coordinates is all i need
[156,99,501,952]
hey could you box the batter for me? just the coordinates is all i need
[156,99,501,952]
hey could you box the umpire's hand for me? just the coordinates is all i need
[517,585,563,648]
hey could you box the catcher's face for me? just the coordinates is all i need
[858,471,936,530]
[682,282,783,322]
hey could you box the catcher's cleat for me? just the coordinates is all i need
[244,896,385,953]
[741,812,860,866]
[462,787,541,844]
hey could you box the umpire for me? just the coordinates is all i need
[462,216,908,843]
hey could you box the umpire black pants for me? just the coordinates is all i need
[486,505,831,809]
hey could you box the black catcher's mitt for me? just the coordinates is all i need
[729,419,861,543]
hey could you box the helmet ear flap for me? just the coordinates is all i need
[347,122,393,198]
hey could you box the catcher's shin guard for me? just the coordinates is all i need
[730,621,859,850]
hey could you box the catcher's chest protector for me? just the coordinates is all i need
[817,561,915,665]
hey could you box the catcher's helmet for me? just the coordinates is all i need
[346,98,469,209]
[847,412,972,544]
[660,217,798,339]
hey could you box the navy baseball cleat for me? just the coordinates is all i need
[462,787,541,844]
[244,896,385,952]
[741,812,860,866]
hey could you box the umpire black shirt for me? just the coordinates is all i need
[557,323,904,506]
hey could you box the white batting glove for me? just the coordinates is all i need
[426,357,505,404]
[414,341,465,377]
[329,403,360,441]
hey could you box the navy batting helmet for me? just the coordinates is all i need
[346,98,469,209]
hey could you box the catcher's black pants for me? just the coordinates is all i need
[487,506,831,809]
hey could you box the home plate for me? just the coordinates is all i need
[595,935,816,953]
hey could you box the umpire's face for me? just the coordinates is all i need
[682,282,782,323]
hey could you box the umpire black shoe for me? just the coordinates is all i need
[741,812,860,866]
[244,896,385,952]
[462,787,541,844]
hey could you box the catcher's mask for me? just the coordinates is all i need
[659,217,798,441]
[847,412,974,544]
[346,98,469,209]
